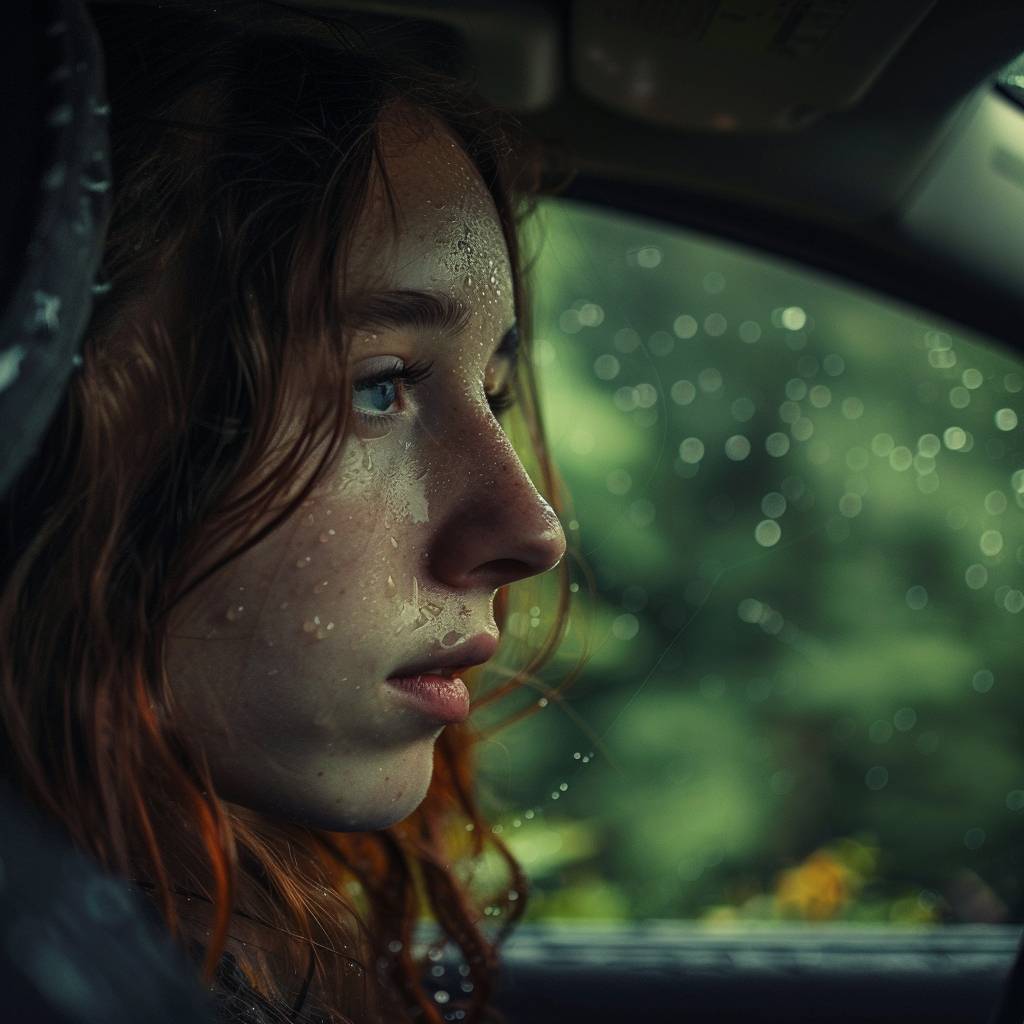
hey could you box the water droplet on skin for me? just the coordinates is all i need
[302,620,316,634]
[390,536,398,549]
[304,513,315,526]
[362,449,373,471]
[319,532,331,543]
[225,605,244,621]
[464,275,473,287]
[314,579,330,594]
[386,575,397,595]
[296,555,312,568]
[268,669,279,676]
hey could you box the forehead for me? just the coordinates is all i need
[347,111,515,330]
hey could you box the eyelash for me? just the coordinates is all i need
[351,359,517,420]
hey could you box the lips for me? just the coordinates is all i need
[387,631,499,682]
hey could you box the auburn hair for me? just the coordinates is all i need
[0,3,581,1021]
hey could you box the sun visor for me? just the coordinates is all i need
[572,0,936,133]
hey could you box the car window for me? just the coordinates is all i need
[470,197,1024,929]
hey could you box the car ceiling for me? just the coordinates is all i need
[90,0,1024,349]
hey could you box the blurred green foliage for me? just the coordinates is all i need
[470,198,1024,928]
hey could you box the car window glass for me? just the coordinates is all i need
[470,198,1024,928]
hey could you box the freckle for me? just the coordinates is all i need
[317,771,324,777]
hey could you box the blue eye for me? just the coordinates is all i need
[351,359,434,419]
[354,380,399,414]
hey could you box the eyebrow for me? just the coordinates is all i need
[346,288,472,336]
[346,287,519,366]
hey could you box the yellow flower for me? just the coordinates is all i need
[774,851,852,921]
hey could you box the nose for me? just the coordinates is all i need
[426,432,567,592]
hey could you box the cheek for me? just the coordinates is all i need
[167,437,434,706]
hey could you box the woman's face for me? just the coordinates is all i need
[165,116,565,831]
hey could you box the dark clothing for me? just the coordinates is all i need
[209,952,330,1024]
[0,782,215,1024]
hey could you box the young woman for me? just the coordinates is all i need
[0,3,574,1021]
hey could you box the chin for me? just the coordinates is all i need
[258,776,434,833]
[297,793,429,833]
[218,741,437,831]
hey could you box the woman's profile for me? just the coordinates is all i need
[0,3,573,1021]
